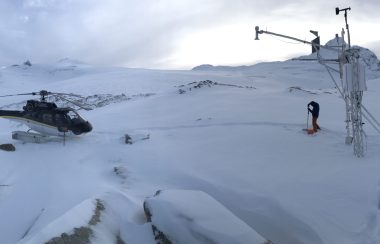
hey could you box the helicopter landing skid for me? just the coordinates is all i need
[12,131,62,144]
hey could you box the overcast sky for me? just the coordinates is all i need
[1,0,380,69]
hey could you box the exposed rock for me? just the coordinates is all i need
[178,88,186,94]
[45,227,92,244]
[0,93,155,111]
[176,80,256,94]
[45,199,106,244]
[0,144,16,152]
[124,133,150,144]
[24,60,32,66]
[88,199,105,225]
[288,86,335,95]
[113,166,128,180]
[143,190,174,244]
[143,201,172,244]
[125,134,133,144]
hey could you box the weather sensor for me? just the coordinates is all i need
[255,26,260,40]
[336,7,351,15]
[335,7,352,48]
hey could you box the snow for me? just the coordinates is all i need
[0,53,380,243]
[20,198,97,243]
[144,189,266,243]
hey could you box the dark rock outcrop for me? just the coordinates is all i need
[0,144,16,152]
[44,199,122,244]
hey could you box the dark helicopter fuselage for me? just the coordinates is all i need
[0,100,92,136]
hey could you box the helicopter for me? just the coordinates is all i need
[0,90,93,140]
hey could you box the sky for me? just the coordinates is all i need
[0,0,380,69]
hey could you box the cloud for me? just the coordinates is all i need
[0,0,378,68]
[0,0,224,67]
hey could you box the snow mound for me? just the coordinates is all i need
[21,193,154,244]
[143,189,268,244]
[20,198,99,243]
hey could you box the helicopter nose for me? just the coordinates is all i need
[70,120,93,135]
[83,121,93,133]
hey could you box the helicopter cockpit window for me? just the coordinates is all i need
[68,110,79,119]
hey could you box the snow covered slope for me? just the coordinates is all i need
[194,37,380,75]
[1,57,380,244]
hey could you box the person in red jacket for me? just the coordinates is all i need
[308,101,320,133]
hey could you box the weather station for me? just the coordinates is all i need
[255,7,380,157]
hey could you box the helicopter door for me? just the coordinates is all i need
[55,113,70,132]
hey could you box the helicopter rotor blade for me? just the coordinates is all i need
[48,92,84,98]
[0,90,92,110]
[54,94,93,111]
[0,90,58,98]
[33,90,84,99]
[0,92,38,98]
[0,91,85,98]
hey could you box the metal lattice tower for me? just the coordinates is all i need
[342,49,366,157]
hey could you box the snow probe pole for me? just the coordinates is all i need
[306,108,310,130]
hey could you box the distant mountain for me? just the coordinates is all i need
[354,46,380,71]
[56,58,88,67]
[192,64,253,71]
[1,58,91,84]
[193,37,380,72]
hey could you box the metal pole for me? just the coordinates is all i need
[344,11,351,48]
[256,28,339,52]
